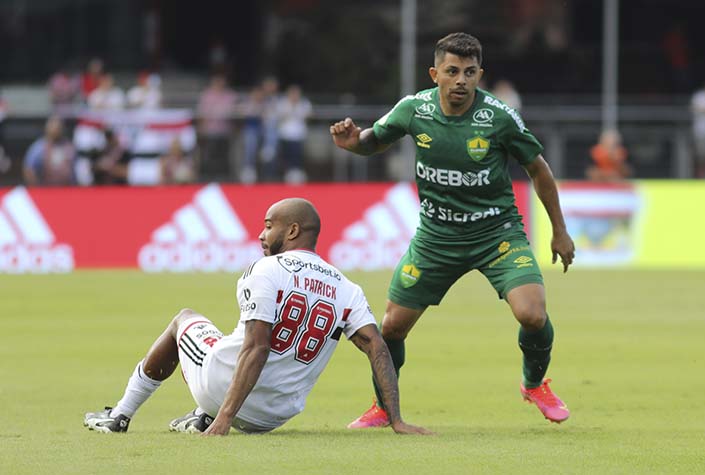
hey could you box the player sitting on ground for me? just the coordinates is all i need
[84,198,431,436]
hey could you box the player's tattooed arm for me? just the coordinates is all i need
[350,324,402,423]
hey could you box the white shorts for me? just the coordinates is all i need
[176,316,224,389]
[176,316,273,434]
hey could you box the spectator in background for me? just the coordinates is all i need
[160,137,196,185]
[127,72,163,109]
[587,129,632,182]
[277,84,312,184]
[92,129,129,185]
[507,0,568,55]
[23,116,76,186]
[691,82,705,178]
[491,79,522,111]
[259,76,280,181]
[88,74,125,111]
[48,66,80,114]
[81,58,104,100]
[662,22,692,93]
[196,73,237,182]
[240,85,266,184]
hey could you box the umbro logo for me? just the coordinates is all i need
[416,133,433,149]
[514,255,534,268]
[138,184,262,272]
[329,183,419,271]
[0,187,74,273]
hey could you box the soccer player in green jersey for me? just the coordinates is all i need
[330,32,575,426]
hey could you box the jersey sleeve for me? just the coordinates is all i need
[236,258,280,325]
[342,285,377,339]
[372,95,415,144]
[504,113,544,166]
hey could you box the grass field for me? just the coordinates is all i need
[2,269,704,474]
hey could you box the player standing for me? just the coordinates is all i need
[330,32,575,426]
[84,198,431,435]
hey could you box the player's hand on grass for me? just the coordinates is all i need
[551,230,575,273]
[391,420,435,435]
[201,415,232,436]
[330,117,362,151]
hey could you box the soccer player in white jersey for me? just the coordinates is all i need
[84,198,431,436]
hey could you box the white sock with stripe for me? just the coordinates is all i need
[111,360,162,418]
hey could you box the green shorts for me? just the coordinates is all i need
[388,223,543,309]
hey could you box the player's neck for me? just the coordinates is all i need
[440,89,476,116]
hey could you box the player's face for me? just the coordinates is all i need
[259,217,286,256]
[429,53,483,114]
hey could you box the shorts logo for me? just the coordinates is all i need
[472,108,494,123]
[498,241,510,253]
[467,136,490,161]
[400,264,421,288]
[513,255,534,268]
[415,103,435,116]
[416,133,433,149]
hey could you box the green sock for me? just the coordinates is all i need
[518,315,554,389]
[373,338,405,410]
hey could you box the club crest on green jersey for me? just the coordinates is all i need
[466,136,490,161]
[399,264,421,288]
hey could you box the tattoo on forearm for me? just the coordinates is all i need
[371,346,400,423]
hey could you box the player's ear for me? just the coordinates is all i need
[287,223,300,240]
[429,67,438,83]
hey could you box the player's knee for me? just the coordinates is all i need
[171,308,197,328]
[513,302,546,330]
[380,319,410,340]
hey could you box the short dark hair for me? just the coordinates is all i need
[434,33,483,66]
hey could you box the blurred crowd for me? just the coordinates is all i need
[14,57,313,187]
[4,53,705,187]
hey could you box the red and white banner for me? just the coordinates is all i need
[0,183,530,273]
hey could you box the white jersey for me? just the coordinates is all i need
[200,249,376,429]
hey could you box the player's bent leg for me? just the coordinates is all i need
[348,301,425,429]
[84,309,215,434]
[143,308,201,381]
[506,284,569,423]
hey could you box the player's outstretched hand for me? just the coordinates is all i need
[391,421,435,435]
[330,117,362,151]
[551,230,575,273]
[201,415,232,437]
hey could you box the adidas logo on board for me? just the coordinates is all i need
[0,187,74,273]
[329,183,420,271]
[138,184,261,272]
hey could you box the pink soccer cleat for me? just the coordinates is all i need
[347,401,390,429]
[520,378,570,423]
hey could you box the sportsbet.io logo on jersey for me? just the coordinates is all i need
[416,163,490,187]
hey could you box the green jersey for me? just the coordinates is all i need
[373,87,543,241]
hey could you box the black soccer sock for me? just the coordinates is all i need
[373,337,405,411]
[518,315,554,389]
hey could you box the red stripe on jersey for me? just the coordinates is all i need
[276,290,283,303]
[342,308,352,322]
